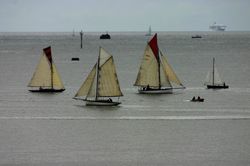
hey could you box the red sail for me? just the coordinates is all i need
[148,33,159,60]
[43,46,52,64]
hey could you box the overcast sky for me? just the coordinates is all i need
[1,0,250,32]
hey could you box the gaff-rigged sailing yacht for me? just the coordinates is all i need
[134,33,185,94]
[73,47,123,106]
[28,46,65,92]
[204,58,229,89]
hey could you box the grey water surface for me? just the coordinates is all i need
[0,31,250,165]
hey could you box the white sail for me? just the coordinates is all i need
[204,68,223,86]
[74,47,123,100]
[160,51,183,87]
[204,71,211,85]
[134,44,160,87]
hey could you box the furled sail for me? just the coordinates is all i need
[28,47,65,90]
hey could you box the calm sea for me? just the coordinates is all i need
[0,31,250,165]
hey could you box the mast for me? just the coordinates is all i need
[95,48,101,101]
[157,50,161,89]
[212,57,215,86]
[50,57,53,89]
[148,33,161,89]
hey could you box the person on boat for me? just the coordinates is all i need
[223,82,226,87]
[108,98,112,102]
[146,84,150,90]
[197,96,201,100]
[191,96,196,101]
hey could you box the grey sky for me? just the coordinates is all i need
[1,0,250,32]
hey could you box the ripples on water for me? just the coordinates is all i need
[0,32,250,165]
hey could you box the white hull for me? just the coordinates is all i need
[85,100,121,106]
[138,88,173,94]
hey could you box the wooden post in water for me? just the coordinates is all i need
[80,30,83,49]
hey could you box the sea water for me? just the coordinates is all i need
[0,31,250,165]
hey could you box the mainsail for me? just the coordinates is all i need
[134,33,184,90]
[204,58,223,86]
[28,46,65,90]
[74,47,123,100]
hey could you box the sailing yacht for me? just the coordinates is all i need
[145,26,152,36]
[28,46,65,92]
[204,58,229,89]
[134,33,185,94]
[74,47,123,106]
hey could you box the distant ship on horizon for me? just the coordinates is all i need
[209,22,227,31]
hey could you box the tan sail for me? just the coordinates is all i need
[52,63,65,89]
[28,52,52,87]
[74,64,97,98]
[159,61,172,87]
[98,57,123,97]
[160,51,183,86]
[74,47,123,100]
[134,44,160,87]
[28,51,65,90]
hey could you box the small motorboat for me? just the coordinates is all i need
[71,57,80,61]
[190,96,204,102]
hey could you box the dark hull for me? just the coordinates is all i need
[138,88,173,94]
[85,100,121,106]
[29,88,65,93]
[100,34,111,39]
[191,99,204,102]
[207,85,229,89]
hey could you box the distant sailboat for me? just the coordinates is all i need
[28,46,65,92]
[74,47,123,106]
[145,26,152,36]
[204,58,229,89]
[134,33,185,94]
